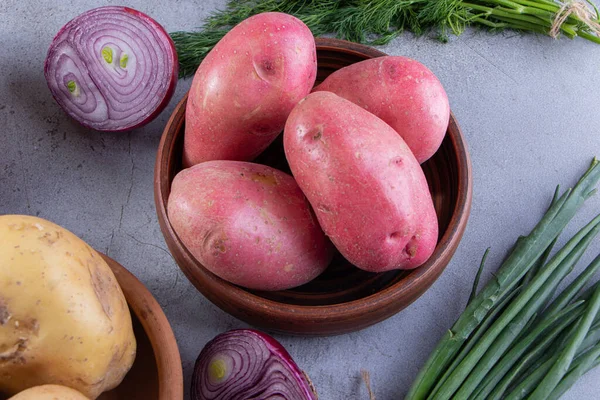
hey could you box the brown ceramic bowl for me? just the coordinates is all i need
[98,253,183,400]
[154,38,472,336]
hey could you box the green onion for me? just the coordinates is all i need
[503,355,556,400]
[432,190,564,398]
[406,159,600,399]
[485,311,581,399]
[548,343,600,400]
[428,285,522,397]
[541,253,600,319]
[529,281,600,399]
[503,318,600,399]
[477,255,600,399]
[467,248,490,307]
[484,312,600,398]
[520,185,562,286]
[433,215,600,399]
[474,301,585,400]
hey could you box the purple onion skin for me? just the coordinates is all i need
[44,6,178,132]
[192,329,317,400]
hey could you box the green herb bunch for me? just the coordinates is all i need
[407,159,600,399]
[171,0,600,78]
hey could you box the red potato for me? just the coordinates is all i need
[313,56,449,163]
[183,12,317,167]
[284,91,438,272]
[167,161,333,291]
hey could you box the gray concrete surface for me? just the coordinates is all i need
[2,0,600,398]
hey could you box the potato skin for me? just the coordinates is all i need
[0,215,136,399]
[8,385,90,400]
[167,161,333,290]
[183,12,317,167]
[313,56,450,163]
[284,91,438,272]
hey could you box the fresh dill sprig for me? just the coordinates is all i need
[170,0,600,78]
[170,29,229,79]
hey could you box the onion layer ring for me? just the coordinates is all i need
[192,329,317,400]
[44,6,178,132]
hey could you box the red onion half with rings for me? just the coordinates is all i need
[44,6,178,132]
[192,329,318,400]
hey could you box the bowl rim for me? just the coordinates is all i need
[100,252,184,399]
[154,37,473,332]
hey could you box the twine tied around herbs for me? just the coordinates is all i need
[550,0,600,38]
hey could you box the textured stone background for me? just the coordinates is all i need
[1,0,600,398]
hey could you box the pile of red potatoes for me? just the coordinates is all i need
[167,12,450,291]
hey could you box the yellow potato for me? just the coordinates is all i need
[8,384,90,400]
[0,215,136,399]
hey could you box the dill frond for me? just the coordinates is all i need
[171,0,600,78]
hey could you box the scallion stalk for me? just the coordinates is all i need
[542,253,600,320]
[433,215,600,399]
[503,317,600,399]
[406,159,600,399]
[428,285,522,397]
[408,190,570,398]
[529,282,600,399]
[473,301,585,400]
[548,343,600,400]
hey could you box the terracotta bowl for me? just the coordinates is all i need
[154,38,472,336]
[98,253,183,400]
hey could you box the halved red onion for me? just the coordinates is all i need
[44,6,178,132]
[192,329,317,400]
